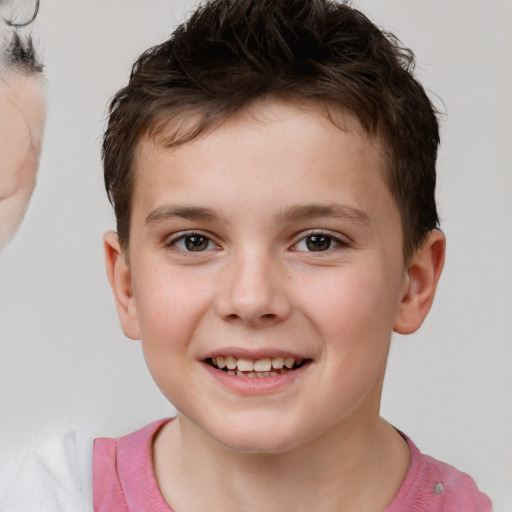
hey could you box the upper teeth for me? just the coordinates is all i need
[212,356,300,372]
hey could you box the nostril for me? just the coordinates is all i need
[223,312,277,323]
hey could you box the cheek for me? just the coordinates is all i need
[308,264,397,318]
[300,265,401,357]
[137,283,208,414]
[135,266,214,349]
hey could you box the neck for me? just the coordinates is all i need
[153,413,410,512]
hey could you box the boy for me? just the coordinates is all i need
[97,0,492,510]
[1,0,492,510]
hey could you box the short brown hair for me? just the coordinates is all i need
[103,0,440,261]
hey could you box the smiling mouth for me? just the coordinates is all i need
[206,356,308,377]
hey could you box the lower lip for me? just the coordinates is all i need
[201,361,312,395]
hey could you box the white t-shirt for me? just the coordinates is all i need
[0,431,94,512]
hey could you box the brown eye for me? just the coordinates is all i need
[184,235,210,251]
[305,235,332,251]
[170,233,218,252]
[293,232,345,253]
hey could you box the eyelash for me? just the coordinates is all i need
[291,230,350,253]
[164,231,220,253]
[164,230,349,253]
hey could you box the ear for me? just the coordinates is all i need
[104,231,141,340]
[394,229,446,335]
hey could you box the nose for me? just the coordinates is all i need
[214,250,292,327]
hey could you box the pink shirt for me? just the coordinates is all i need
[93,419,492,511]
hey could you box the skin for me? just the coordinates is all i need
[105,100,445,512]
[0,73,45,250]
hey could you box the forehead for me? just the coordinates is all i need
[131,101,396,225]
[135,98,387,179]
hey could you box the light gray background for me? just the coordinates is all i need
[0,0,510,509]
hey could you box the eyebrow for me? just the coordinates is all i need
[275,203,371,226]
[145,202,371,227]
[145,205,218,226]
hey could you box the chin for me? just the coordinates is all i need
[218,434,299,455]
[205,416,311,455]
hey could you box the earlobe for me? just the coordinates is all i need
[394,230,446,335]
[104,231,141,340]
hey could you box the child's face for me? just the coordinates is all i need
[111,101,416,453]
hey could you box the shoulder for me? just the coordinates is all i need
[0,431,94,512]
[94,417,170,470]
[93,418,172,512]
[387,433,493,512]
[419,453,492,510]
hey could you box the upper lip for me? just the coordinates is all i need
[201,347,312,361]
